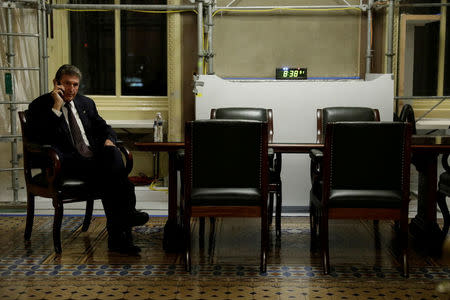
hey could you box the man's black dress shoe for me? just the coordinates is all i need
[108,230,141,254]
[128,210,149,227]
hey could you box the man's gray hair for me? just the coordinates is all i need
[54,64,82,81]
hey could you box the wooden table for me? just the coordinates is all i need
[136,135,450,251]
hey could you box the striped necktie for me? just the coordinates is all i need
[65,102,93,158]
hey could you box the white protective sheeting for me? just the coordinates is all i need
[0,7,40,203]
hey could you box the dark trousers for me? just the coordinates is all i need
[61,145,136,233]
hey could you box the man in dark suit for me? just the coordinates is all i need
[28,64,149,254]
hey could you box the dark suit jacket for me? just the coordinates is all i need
[28,93,117,157]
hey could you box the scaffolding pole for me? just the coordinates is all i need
[197,0,204,75]
[366,0,373,73]
[206,1,214,75]
[214,5,365,10]
[49,3,196,11]
[40,0,48,93]
[5,5,20,203]
[386,0,394,74]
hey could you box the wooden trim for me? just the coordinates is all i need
[114,0,121,96]
[398,14,407,97]
[438,1,447,96]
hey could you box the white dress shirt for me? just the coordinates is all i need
[52,102,91,146]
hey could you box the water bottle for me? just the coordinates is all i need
[154,112,163,142]
[157,114,164,142]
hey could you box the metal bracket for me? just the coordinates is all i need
[193,75,204,95]
[7,186,24,191]
[204,51,215,58]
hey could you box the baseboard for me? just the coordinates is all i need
[33,186,169,216]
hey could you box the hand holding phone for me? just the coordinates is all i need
[51,79,65,110]
[56,81,65,97]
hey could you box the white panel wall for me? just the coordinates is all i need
[195,74,394,208]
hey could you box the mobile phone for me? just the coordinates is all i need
[57,81,64,96]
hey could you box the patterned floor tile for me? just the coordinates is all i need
[0,216,449,299]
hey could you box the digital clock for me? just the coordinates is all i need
[276,67,307,80]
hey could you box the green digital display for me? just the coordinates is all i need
[276,67,307,80]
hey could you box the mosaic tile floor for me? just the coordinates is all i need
[0,216,449,299]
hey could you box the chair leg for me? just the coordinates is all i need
[81,199,94,232]
[208,217,216,255]
[24,193,35,241]
[400,216,409,278]
[53,200,64,254]
[268,192,274,225]
[184,214,192,273]
[199,217,205,238]
[199,217,205,249]
[320,211,330,275]
[275,184,282,238]
[309,202,318,251]
[260,208,269,274]
[437,191,450,236]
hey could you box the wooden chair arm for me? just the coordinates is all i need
[268,148,274,169]
[25,143,62,185]
[274,152,282,174]
[45,147,62,185]
[25,142,52,153]
[117,140,133,175]
[309,149,323,183]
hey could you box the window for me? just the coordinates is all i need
[397,1,450,120]
[69,0,167,96]
[70,0,115,95]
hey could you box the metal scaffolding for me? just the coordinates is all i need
[0,0,46,204]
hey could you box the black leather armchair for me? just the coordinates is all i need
[210,107,282,237]
[310,107,380,199]
[18,110,133,254]
[183,119,269,273]
[310,122,412,277]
